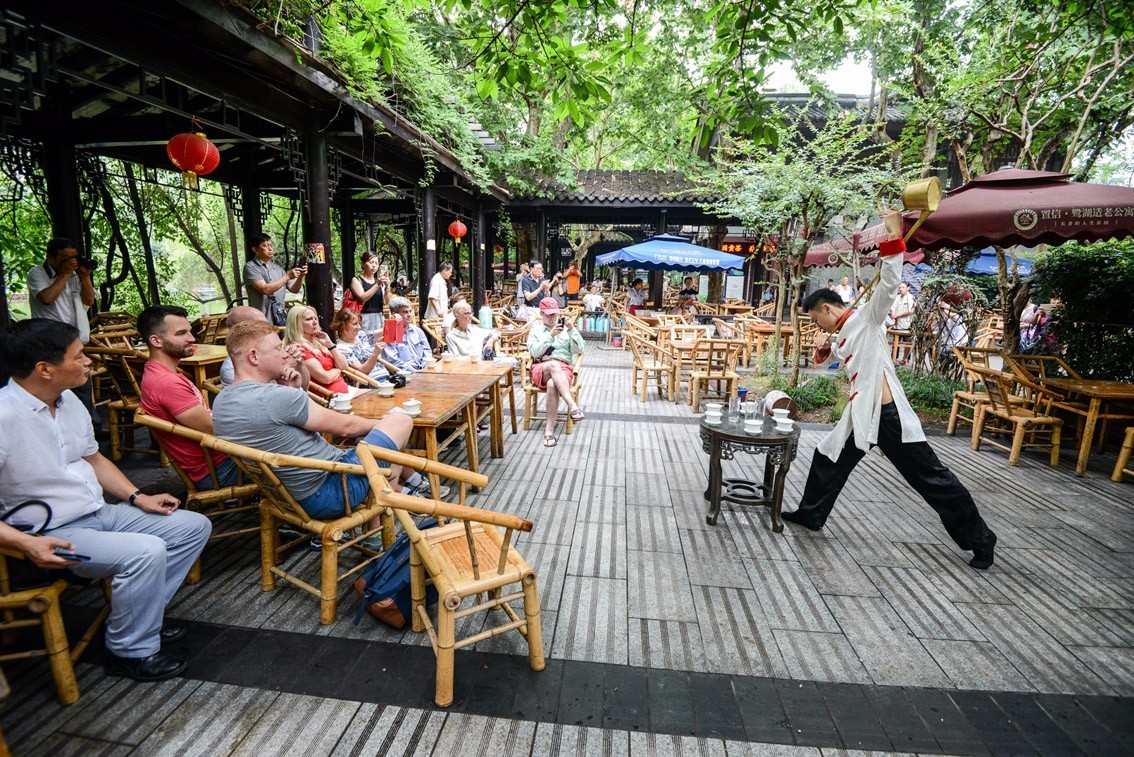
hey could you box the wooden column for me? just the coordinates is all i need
[339,193,357,290]
[649,211,667,307]
[304,129,334,325]
[418,188,437,312]
[473,202,486,311]
[41,94,82,242]
[485,212,496,293]
[536,209,547,264]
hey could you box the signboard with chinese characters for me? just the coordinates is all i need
[719,240,760,256]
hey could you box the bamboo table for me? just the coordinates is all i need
[700,415,801,531]
[1040,377,1134,476]
[668,339,697,404]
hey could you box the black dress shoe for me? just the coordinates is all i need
[105,650,187,682]
[160,623,189,643]
[970,533,997,570]
[781,510,822,531]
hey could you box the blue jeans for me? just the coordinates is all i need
[192,457,241,491]
[299,429,398,519]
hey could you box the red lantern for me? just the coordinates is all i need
[166,122,220,190]
[448,219,467,243]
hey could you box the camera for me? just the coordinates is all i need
[558,316,567,328]
[77,255,100,270]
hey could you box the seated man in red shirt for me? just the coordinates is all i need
[138,305,301,489]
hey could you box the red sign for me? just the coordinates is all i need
[719,240,760,256]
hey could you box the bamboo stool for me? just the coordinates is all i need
[0,550,110,705]
[358,446,544,707]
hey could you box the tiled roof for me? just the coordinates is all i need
[516,170,718,203]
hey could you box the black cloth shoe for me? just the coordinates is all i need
[969,533,997,570]
[781,510,822,531]
[105,650,187,682]
[160,623,188,643]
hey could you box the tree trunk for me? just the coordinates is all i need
[224,194,242,301]
[123,163,160,304]
[162,193,234,305]
[94,177,132,311]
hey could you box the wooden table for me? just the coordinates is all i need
[718,303,755,315]
[700,415,801,530]
[668,339,697,404]
[429,360,515,457]
[351,371,501,495]
[1041,377,1134,476]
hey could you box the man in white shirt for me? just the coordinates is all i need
[27,238,99,426]
[582,284,605,312]
[0,319,211,680]
[424,262,454,320]
[889,281,916,364]
[781,210,996,570]
[833,275,855,305]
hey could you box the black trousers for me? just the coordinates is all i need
[795,403,996,551]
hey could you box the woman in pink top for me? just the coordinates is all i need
[284,305,349,394]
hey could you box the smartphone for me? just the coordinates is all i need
[54,548,92,562]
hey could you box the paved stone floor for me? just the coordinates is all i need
[3,345,1132,755]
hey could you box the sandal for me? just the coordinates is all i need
[543,434,558,447]
[569,410,586,421]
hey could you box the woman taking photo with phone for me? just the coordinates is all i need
[346,251,390,331]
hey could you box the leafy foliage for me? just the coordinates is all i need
[895,367,963,412]
[1030,239,1134,381]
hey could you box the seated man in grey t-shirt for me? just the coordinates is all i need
[212,321,413,520]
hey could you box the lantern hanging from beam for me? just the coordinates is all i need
[166,118,220,190]
[448,219,467,244]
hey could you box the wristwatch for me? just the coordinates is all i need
[128,490,143,506]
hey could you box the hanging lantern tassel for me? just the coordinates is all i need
[167,127,220,191]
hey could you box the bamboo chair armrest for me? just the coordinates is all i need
[342,366,381,388]
[203,434,388,476]
[357,445,530,531]
[360,443,489,488]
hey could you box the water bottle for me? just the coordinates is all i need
[478,305,493,328]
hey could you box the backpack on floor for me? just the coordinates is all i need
[353,519,438,629]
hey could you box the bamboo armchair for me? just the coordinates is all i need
[969,366,1062,468]
[0,549,109,705]
[193,313,229,344]
[82,346,165,462]
[625,331,675,402]
[88,326,141,350]
[521,354,584,434]
[605,300,627,348]
[420,318,446,353]
[1006,354,1081,381]
[357,445,543,707]
[1112,427,1134,483]
[712,318,753,366]
[90,311,135,329]
[201,375,224,397]
[688,339,744,411]
[496,324,531,360]
[753,301,776,317]
[1001,353,1091,437]
[947,346,1014,439]
[133,412,261,584]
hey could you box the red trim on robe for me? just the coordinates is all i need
[879,237,906,257]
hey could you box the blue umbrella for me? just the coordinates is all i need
[965,247,1034,276]
[596,234,746,272]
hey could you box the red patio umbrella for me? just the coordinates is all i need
[805,224,924,267]
[903,168,1134,250]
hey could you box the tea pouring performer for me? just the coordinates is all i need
[781,208,997,570]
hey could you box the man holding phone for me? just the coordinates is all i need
[526,298,586,447]
[0,319,211,681]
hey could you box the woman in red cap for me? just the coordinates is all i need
[526,297,586,446]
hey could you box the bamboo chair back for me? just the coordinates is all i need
[953,346,1001,392]
[201,376,224,397]
[1007,354,1081,381]
[355,444,542,707]
[689,339,743,376]
[754,301,776,317]
[496,325,531,360]
[133,411,261,582]
[88,327,141,350]
[195,314,229,344]
[420,318,446,350]
[90,311,135,329]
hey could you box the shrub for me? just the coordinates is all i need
[1030,239,1134,381]
[896,368,963,412]
[780,374,842,412]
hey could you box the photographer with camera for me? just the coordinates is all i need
[27,237,101,427]
[527,297,585,447]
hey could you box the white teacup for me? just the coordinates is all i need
[704,403,723,414]
[704,411,723,424]
[376,382,394,397]
[331,394,351,411]
[469,353,482,363]
[771,407,791,421]
[424,357,437,366]
[775,419,795,433]
[441,353,455,363]
[403,398,422,414]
